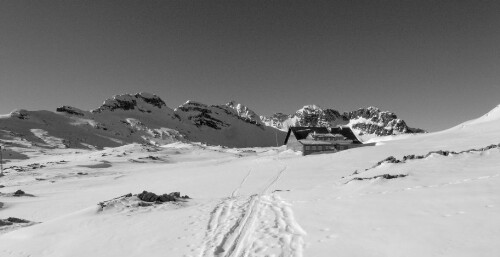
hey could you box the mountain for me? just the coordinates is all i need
[345,106,426,136]
[0,93,426,150]
[0,93,286,150]
[261,105,425,140]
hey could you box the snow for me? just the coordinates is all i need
[0,105,500,256]
[455,104,500,127]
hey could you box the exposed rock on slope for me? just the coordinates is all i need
[91,93,167,113]
[226,101,263,125]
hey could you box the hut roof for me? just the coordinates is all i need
[330,127,362,144]
[284,127,330,144]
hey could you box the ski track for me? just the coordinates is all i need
[198,164,306,257]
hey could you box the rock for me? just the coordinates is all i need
[137,191,159,202]
[481,144,498,151]
[0,220,13,226]
[378,156,399,165]
[7,217,29,223]
[426,150,452,157]
[56,106,85,116]
[9,109,30,120]
[158,194,176,202]
[13,190,25,196]
[137,190,189,203]
[138,202,153,207]
[402,155,415,161]
[379,174,407,179]
[349,173,407,182]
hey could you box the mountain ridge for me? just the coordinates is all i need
[0,93,425,151]
[261,104,425,140]
[0,93,286,150]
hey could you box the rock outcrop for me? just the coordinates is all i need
[261,105,425,138]
[91,93,167,113]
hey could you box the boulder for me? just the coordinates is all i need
[137,191,159,202]
[13,190,25,196]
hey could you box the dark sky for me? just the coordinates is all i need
[1,0,499,131]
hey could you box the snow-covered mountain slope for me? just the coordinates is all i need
[0,104,499,257]
[262,105,425,140]
[174,100,283,147]
[0,93,286,150]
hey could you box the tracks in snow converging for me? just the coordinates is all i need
[199,165,306,257]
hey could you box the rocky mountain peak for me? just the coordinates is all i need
[344,107,398,124]
[226,101,262,125]
[296,104,322,114]
[91,93,167,113]
[56,106,85,116]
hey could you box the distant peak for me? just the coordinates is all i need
[300,104,322,110]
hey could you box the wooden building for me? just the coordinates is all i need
[284,126,372,155]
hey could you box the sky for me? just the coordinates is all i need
[1,0,499,132]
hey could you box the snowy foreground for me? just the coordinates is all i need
[1,106,500,257]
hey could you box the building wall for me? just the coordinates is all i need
[303,144,337,155]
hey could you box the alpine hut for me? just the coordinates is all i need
[284,126,372,155]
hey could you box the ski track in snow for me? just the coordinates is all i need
[198,164,306,257]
